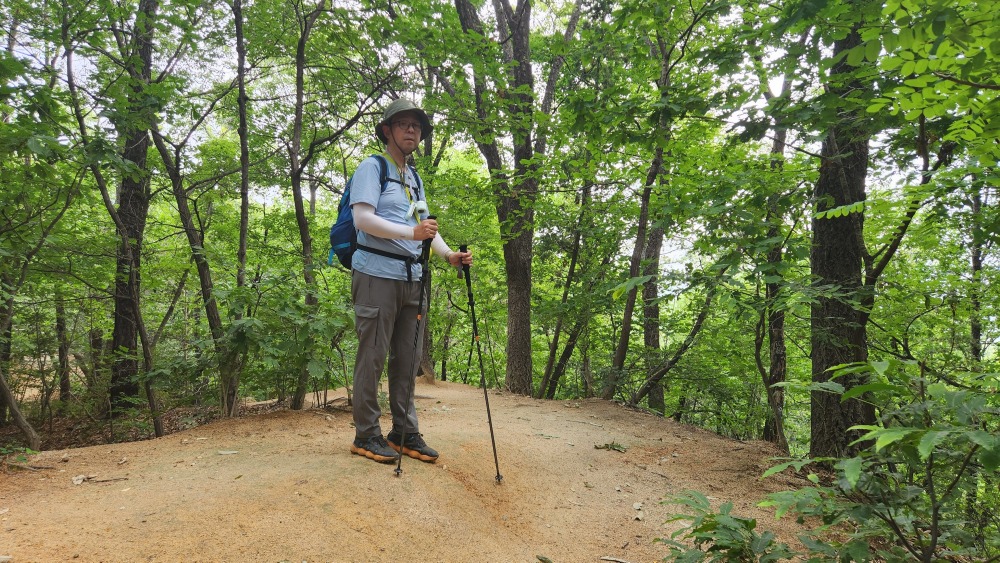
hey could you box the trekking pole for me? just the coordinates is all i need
[460,244,503,484]
[395,216,435,477]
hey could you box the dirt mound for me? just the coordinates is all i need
[0,381,805,562]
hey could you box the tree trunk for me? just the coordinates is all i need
[56,294,72,410]
[604,151,660,400]
[761,256,789,453]
[544,317,585,400]
[539,183,590,398]
[108,0,158,415]
[605,48,674,399]
[452,0,572,396]
[542,251,613,399]
[499,0,536,397]
[629,269,723,407]
[760,93,792,453]
[288,0,325,410]
[642,226,665,413]
[969,177,983,368]
[499,193,535,395]
[809,19,875,459]
[964,175,987,543]
[233,0,251,312]
[418,269,437,385]
[151,130,243,417]
[580,333,593,398]
[0,286,41,450]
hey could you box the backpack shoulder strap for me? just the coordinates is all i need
[371,154,390,193]
[409,164,424,200]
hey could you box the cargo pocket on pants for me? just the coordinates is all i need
[354,304,380,350]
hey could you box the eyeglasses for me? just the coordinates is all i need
[392,120,422,132]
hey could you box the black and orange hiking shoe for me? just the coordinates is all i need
[387,430,439,463]
[351,435,399,464]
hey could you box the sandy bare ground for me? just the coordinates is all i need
[0,381,806,562]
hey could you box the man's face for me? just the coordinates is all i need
[385,110,423,153]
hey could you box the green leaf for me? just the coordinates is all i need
[880,56,902,71]
[846,45,865,66]
[870,360,892,375]
[980,448,1000,472]
[864,39,881,62]
[931,15,947,36]
[610,275,653,300]
[306,358,326,378]
[874,428,917,452]
[918,431,949,460]
[968,430,997,450]
[761,458,811,479]
[899,28,914,49]
[841,382,902,401]
[840,457,863,488]
[812,381,846,395]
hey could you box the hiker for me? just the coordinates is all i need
[349,98,471,464]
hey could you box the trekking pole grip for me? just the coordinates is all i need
[420,215,436,262]
[458,244,469,279]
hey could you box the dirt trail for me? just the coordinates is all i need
[0,381,805,562]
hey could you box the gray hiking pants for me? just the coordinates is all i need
[351,269,425,441]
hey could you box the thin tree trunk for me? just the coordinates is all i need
[233,0,251,318]
[759,85,793,453]
[0,283,41,450]
[642,226,665,413]
[56,293,72,411]
[969,176,983,368]
[580,340,593,398]
[760,257,789,453]
[224,21,263,409]
[543,252,614,399]
[604,1,710,400]
[604,172,656,399]
[418,269,437,384]
[288,0,325,410]
[629,267,725,406]
[544,317,585,399]
[150,129,243,417]
[606,43,673,399]
[965,175,986,543]
[539,184,590,398]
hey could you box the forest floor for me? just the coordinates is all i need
[0,380,811,562]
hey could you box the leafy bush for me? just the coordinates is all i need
[662,360,1000,562]
[661,490,796,562]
